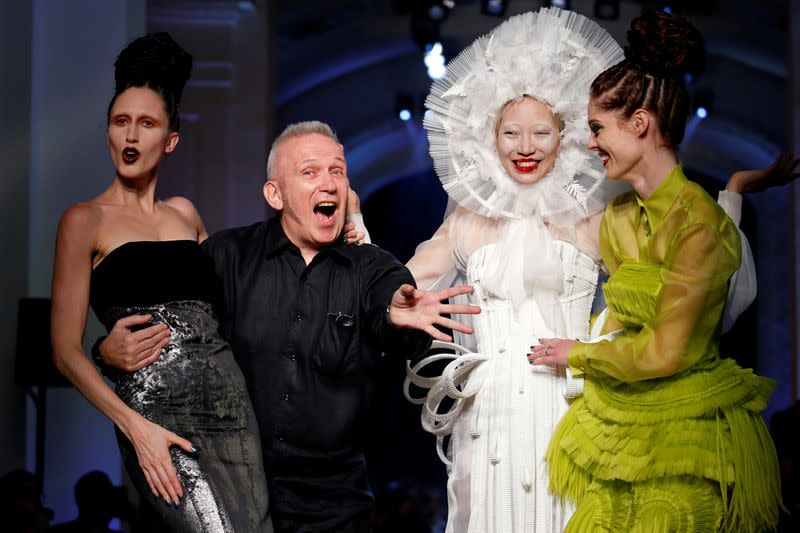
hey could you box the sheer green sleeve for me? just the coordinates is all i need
[569,222,740,382]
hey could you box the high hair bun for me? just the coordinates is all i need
[624,11,705,78]
[114,32,192,106]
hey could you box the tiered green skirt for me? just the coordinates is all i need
[547,358,782,532]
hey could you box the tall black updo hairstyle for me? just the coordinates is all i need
[106,32,192,132]
[590,11,705,150]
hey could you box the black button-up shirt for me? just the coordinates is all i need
[202,217,431,532]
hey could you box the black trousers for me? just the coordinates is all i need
[276,511,371,533]
[332,512,370,533]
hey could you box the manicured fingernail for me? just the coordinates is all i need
[164,498,170,506]
[174,500,180,508]
[153,492,159,499]
[191,444,200,453]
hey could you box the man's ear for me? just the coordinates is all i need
[165,131,180,153]
[263,180,283,210]
[631,108,650,138]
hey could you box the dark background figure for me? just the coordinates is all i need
[371,482,444,533]
[771,401,800,532]
[0,469,52,533]
[49,470,126,533]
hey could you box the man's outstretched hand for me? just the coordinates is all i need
[388,284,480,342]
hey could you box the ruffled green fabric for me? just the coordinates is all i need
[564,477,723,533]
[602,263,662,329]
[548,358,782,532]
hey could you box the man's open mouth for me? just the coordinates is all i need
[313,201,337,226]
[122,147,140,164]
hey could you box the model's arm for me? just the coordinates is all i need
[715,189,755,333]
[345,190,459,290]
[565,222,739,382]
[716,153,799,330]
[344,188,370,245]
[51,204,194,505]
[406,210,461,291]
[726,152,799,195]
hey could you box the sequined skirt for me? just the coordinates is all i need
[107,300,272,532]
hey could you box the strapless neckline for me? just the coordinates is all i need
[93,239,199,273]
[89,239,217,327]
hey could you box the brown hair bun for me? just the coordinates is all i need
[625,10,705,78]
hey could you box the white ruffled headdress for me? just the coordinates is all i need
[424,8,625,329]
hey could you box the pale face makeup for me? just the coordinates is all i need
[107,87,177,181]
[495,96,561,185]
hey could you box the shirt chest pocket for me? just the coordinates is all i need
[314,303,360,376]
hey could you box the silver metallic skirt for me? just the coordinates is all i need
[108,300,272,532]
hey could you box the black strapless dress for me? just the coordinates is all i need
[90,240,272,532]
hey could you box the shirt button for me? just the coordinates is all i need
[289,353,296,362]
[283,393,291,401]
[296,313,302,322]
[276,434,285,442]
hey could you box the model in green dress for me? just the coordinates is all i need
[529,11,783,533]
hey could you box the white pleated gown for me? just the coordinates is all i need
[440,241,598,533]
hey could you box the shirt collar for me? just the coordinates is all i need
[264,215,353,263]
[635,163,687,231]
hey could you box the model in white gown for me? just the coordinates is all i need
[405,206,603,532]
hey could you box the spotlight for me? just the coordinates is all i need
[396,93,415,121]
[692,88,713,119]
[481,0,508,16]
[424,42,447,80]
[593,0,619,20]
[428,4,446,21]
[541,0,571,9]
[662,5,673,13]
[423,1,454,22]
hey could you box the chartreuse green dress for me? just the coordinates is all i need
[547,164,782,533]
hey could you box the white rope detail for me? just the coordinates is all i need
[404,341,491,466]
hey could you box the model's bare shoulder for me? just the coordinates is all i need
[58,201,103,237]
[164,196,207,241]
[164,195,199,216]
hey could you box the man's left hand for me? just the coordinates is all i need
[388,284,480,342]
